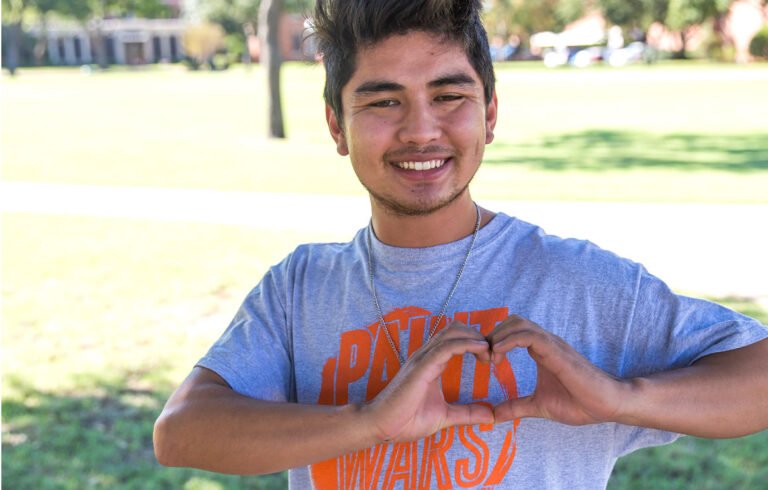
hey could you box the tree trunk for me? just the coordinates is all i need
[258,0,285,139]
[675,30,689,59]
[242,22,254,67]
[5,22,22,75]
[91,23,108,69]
[33,15,49,66]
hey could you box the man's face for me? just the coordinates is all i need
[327,30,497,216]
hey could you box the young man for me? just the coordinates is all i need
[154,1,768,488]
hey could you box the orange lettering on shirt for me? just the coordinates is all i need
[469,308,508,400]
[318,358,337,405]
[365,307,431,400]
[366,320,401,400]
[311,307,522,490]
[484,427,518,486]
[420,428,455,490]
[336,329,372,404]
[382,441,418,490]
[455,424,491,488]
[440,312,466,403]
[406,316,427,358]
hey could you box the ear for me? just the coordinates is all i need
[326,104,349,156]
[485,91,498,145]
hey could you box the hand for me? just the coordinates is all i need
[489,315,631,426]
[362,321,495,444]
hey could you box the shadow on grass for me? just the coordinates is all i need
[485,131,768,172]
[1,371,286,490]
[610,433,768,490]
[3,295,765,489]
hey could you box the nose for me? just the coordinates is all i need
[397,100,441,146]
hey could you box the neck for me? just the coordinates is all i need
[370,193,491,247]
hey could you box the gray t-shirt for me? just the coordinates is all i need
[198,212,767,489]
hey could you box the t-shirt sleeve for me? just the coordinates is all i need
[613,266,768,457]
[621,267,768,378]
[196,258,295,402]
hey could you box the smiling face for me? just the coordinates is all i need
[327,30,497,217]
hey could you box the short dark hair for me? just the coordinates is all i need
[312,0,495,123]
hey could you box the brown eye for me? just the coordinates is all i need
[435,94,463,102]
[370,99,399,108]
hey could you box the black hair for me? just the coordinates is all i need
[312,0,495,122]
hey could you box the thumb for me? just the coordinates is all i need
[445,403,495,428]
[493,397,540,423]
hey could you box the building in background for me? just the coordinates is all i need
[30,18,187,66]
[4,10,313,68]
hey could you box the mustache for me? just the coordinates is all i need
[383,146,454,159]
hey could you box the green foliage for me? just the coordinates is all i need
[599,0,668,28]
[665,0,732,31]
[484,0,738,59]
[554,0,585,26]
[483,0,572,38]
[121,0,173,18]
[749,26,768,60]
[50,0,171,22]
[2,0,28,22]
[182,22,227,68]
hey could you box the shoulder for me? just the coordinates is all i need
[505,215,640,278]
[272,233,365,282]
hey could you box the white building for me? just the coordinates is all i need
[34,18,186,66]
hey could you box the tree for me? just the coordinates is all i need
[483,0,578,46]
[29,0,59,65]
[182,22,226,68]
[200,0,311,138]
[598,0,668,29]
[259,0,285,138]
[198,0,261,64]
[665,0,733,57]
[2,0,29,74]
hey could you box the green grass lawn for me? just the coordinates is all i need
[3,62,767,202]
[3,62,768,489]
[3,213,767,490]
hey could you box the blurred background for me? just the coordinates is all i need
[2,0,768,488]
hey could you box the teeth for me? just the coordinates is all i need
[395,159,446,171]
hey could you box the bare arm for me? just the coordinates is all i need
[620,339,768,437]
[153,367,375,475]
[491,316,768,438]
[153,324,494,475]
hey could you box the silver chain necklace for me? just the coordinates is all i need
[366,203,481,366]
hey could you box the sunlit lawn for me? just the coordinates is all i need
[2,61,768,489]
[3,61,767,202]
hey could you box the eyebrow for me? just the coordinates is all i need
[428,72,477,88]
[352,72,477,95]
[353,80,405,95]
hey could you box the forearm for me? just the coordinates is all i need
[617,339,768,438]
[154,372,378,474]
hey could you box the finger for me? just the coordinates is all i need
[433,321,487,342]
[424,337,490,362]
[493,397,540,423]
[486,315,540,344]
[408,338,490,378]
[487,318,555,364]
[436,321,492,362]
[444,402,495,428]
[421,323,490,360]
[489,331,539,364]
